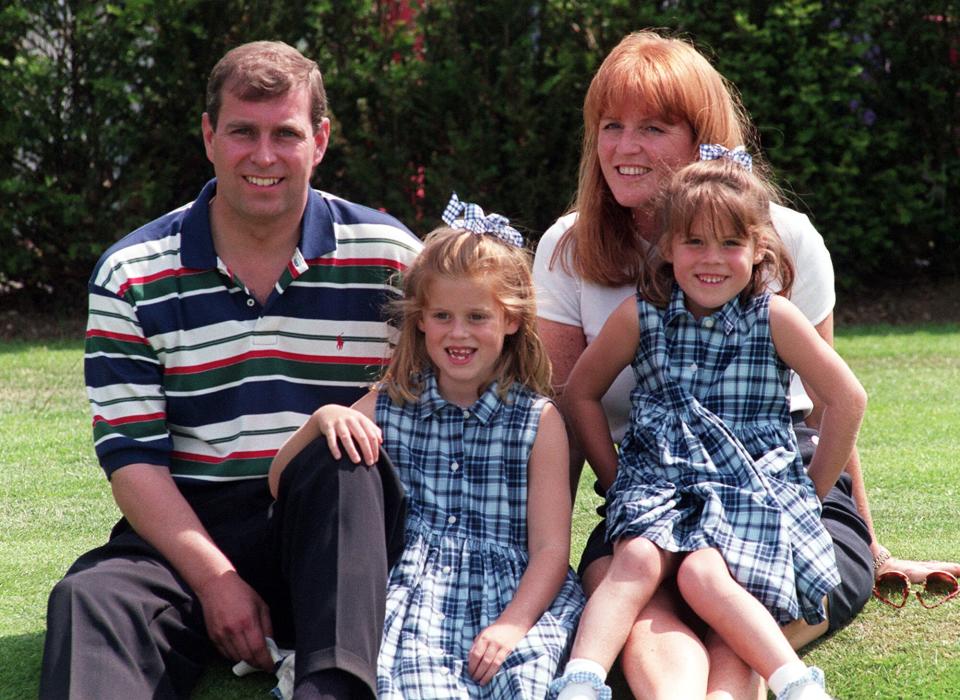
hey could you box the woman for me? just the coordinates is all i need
[533,30,960,699]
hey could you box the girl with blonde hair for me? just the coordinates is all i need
[272,195,584,699]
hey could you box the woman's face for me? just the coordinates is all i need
[597,104,698,214]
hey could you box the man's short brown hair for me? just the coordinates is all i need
[206,41,327,132]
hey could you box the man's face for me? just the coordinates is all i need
[202,85,329,231]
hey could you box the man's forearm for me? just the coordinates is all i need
[110,463,237,591]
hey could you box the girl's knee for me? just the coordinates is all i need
[676,549,730,601]
[611,537,663,579]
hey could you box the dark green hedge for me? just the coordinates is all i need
[2,1,958,309]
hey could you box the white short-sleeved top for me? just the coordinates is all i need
[532,203,835,442]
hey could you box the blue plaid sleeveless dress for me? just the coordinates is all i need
[607,288,840,625]
[375,372,585,699]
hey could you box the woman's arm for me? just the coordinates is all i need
[769,297,867,499]
[538,318,589,495]
[466,403,572,685]
[538,318,588,394]
[804,313,882,548]
[804,313,960,580]
[562,297,639,492]
[268,391,379,498]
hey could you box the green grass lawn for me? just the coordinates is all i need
[1,324,958,699]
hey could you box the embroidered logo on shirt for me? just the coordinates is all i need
[336,334,344,351]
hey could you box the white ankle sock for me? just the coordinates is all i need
[557,658,607,700]
[768,661,809,695]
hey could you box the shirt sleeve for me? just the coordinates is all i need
[84,269,172,478]
[770,203,835,326]
[769,203,836,416]
[532,213,583,327]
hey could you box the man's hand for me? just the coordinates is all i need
[111,465,275,669]
[196,570,274,671]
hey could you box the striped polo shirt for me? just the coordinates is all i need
[85,179,422,482]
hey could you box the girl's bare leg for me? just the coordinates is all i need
[581,556,709,699]
[569,537,674,671]
[676,549,799,680]
[703,630,764,700]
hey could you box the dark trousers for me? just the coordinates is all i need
[40,439,405,699]
[792,422,873,631]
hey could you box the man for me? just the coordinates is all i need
[41,41,422,699]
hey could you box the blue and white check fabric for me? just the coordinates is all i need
[375,373,585,698]
[547,671,612,700]
[441,192,525,248]
[607,287,840,625]
[699,143,753,171]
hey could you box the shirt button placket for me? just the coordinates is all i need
[446,411,467,533]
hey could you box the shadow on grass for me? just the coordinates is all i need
[0,631,43,696]
[0,630,274,699]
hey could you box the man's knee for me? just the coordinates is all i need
[43,569,138,696]
[280,437,383,501]
[47,567,110,628]
[43,560,207,699]
[278,437,405,563]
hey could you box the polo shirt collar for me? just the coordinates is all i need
[419,369,501,424]
[298,187,337,259]
[179,179,337,270]
[180,179,217,269]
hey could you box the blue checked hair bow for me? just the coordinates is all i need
[440,193,524,248]
[698,144,753,172]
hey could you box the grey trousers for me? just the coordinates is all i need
[40,439,405,699]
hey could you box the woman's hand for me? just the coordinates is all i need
[313,404,382,466]
[467,620,527,685]
[877,554,960,583]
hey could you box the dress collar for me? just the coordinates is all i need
[419,369,502,425]
[661,284,742,335]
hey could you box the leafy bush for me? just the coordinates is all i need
[1,0,957,310]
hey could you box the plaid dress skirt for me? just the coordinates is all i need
[607,290,840,625]
[375,375,584,698]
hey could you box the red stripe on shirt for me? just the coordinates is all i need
[86,328,152,345]
[116,268,204,297]
[171,449,276,464]
[166,350,388,375]
[307,256,408,271]
[92,411,166,427]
